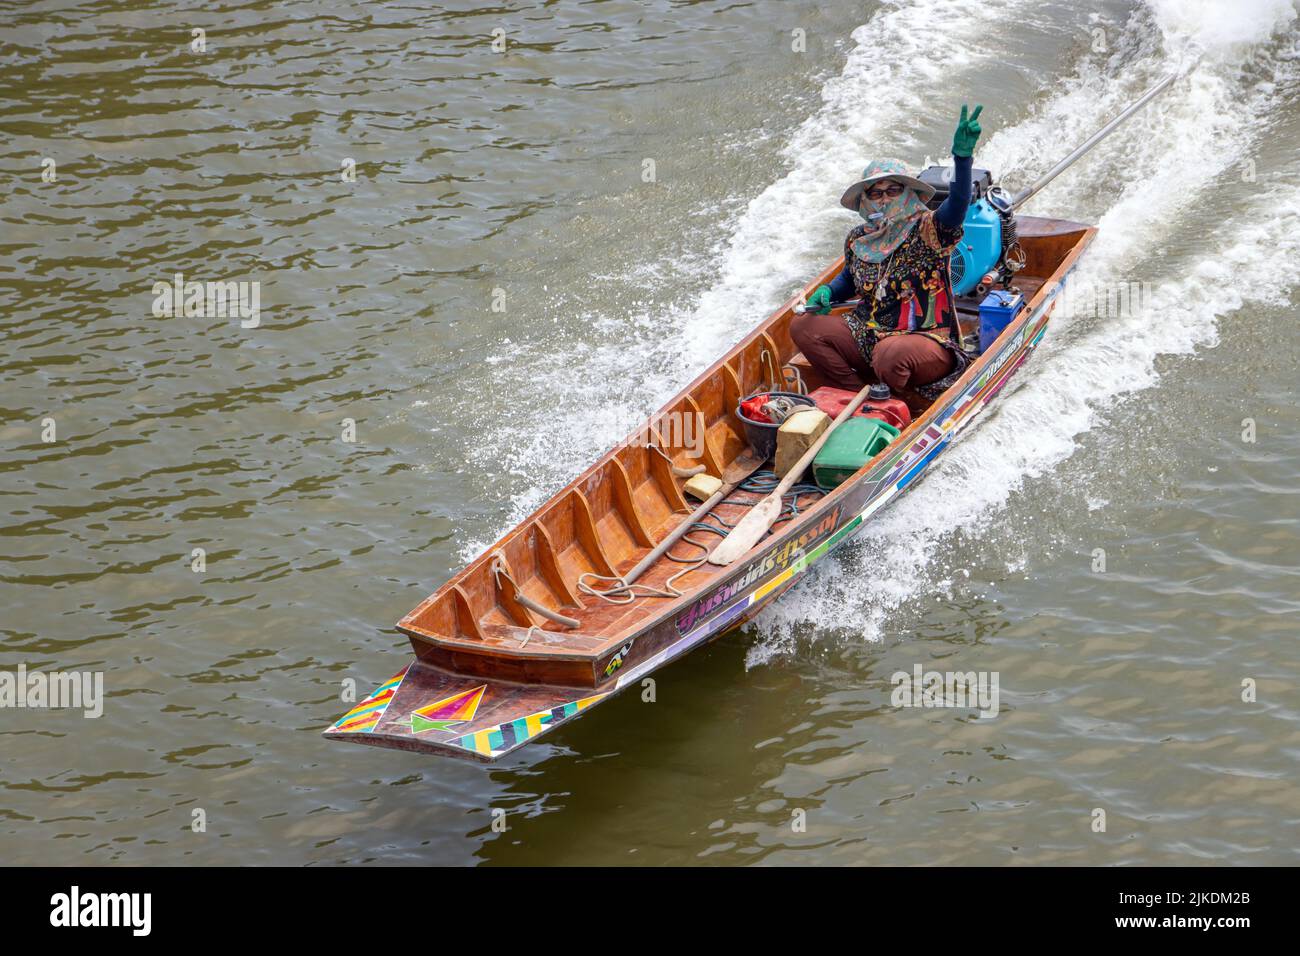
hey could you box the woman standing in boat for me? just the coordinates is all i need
[793,105,983,402]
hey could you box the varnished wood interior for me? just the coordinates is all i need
[399,217,1094,684]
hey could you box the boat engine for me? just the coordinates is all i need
[918,165,1026,297]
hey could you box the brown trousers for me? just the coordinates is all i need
[790,311,955,393]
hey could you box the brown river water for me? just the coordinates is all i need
[1,0,1297,865]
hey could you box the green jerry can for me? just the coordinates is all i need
[812,417,901,489]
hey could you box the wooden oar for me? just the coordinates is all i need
[708,382,872,566]
[612,448,768,588]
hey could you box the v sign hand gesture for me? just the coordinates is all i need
[952,103,983,158]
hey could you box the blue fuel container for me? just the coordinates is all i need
[978,290,1024,353]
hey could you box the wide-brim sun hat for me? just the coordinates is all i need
[839,157,936,210]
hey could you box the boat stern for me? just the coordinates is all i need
[322,661,610,762]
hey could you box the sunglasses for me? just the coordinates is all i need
[865,182,905,200]
[863,182,904,201]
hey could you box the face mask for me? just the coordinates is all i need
[849,183,929,263]
[861,190,907,224]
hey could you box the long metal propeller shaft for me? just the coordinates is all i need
[1011,71,1179,210]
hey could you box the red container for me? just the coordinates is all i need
[807,386,911,431]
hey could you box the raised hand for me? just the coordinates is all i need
[952,103,983,158]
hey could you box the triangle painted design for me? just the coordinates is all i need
[408,684,487,734]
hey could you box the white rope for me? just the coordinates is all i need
[576,531,716,605]
[646,439,705,479]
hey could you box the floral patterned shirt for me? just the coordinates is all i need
[843,211,964,357]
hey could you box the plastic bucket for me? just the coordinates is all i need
[735,390,816,460]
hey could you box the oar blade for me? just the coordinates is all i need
[708,494,782,566]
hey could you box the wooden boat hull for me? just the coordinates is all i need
[325,216,1096,761]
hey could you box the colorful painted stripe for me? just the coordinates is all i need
[861,289,1064,513]
[618,513,870,688]
[329,665,410,733]
[443,693,608,758]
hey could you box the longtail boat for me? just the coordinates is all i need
[325,215,1094,760]
[325,75,1185,762]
